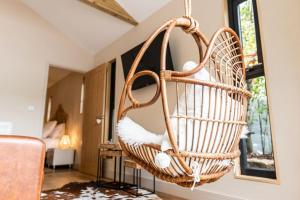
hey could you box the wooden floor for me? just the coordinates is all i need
[42,168,95,191]
[42,168,185,200]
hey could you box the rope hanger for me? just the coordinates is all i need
[183,0,199,34]
[184,0,192,17]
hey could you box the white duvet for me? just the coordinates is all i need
[43,138,60,150]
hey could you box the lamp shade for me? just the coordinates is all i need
[60,135,71,149]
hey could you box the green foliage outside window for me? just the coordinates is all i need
[239,0,275,170]
[239,0,258,67]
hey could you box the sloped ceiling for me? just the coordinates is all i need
[47,67,71,88]
[21,0,171,54]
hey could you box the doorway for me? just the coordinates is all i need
[42,66,87,190]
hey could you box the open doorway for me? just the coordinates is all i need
[42,62,117,191]
[42,66,92,190]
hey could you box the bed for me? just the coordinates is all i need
[42,104,68,150]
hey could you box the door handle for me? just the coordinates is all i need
[96,116,104,124]
[96,118,102,124]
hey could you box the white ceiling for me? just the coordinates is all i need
[21,0,171,54]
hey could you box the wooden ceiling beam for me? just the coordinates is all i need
[79,0,138,26]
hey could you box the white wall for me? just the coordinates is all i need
[0,0,94,137]
[95,0,300,199]
[1,0,299,199]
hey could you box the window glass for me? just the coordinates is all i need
[238,0,259,67]
[245,76,274,171]
[228,0,277,180]
[80,83,85,114]
[46,97,52,122]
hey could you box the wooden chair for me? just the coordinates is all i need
[0,135,46,200]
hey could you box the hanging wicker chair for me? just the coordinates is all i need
[117,1,251,188]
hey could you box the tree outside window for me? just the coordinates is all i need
[228,0,276,179]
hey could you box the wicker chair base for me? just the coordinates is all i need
[117,4,250,187]
[119,140,236,188]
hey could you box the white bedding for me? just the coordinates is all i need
[43,138,60,150]
[42,121,66,150]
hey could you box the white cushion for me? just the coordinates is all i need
[43,121,57,138]
[161,64,213,151]
[117,117,162,146]
[43,138,60,150]
[117,62,241,154]
[162,63,239,152]
[50,123,65,139]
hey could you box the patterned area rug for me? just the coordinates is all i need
[41,182,161,200]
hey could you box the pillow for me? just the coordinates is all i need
[50,123,65,139]
[161,62,238,152]
[117,117,162,146]
[43,121,57,138]
[43,138,60,150]
[116,61,241,154]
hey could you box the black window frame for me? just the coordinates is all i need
[108,60,116,142]
[228,0,276,179]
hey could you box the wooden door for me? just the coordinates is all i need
[80,63,108,176]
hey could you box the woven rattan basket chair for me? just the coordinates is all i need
[117,0,251,188]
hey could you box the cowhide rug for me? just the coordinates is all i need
[41,181,161,200]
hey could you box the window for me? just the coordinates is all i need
[80,82,85,114]
[46,97,52,122]
[108,60,116,142]
[228,0,277,180]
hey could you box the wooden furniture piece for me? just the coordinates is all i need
[97,143,124,189]
[117,0,251,188]
[0,135,45,200]
[123,160,155,196]
[81,64,108,176]
[46,148,75,170]
[52,104,68,125]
